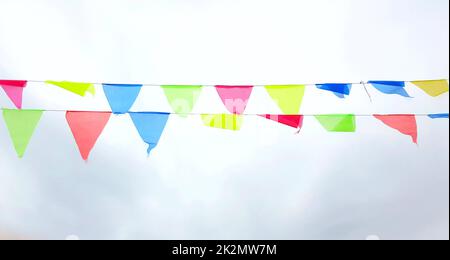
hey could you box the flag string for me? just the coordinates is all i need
[0,108,446,117]
[6,79,446,88]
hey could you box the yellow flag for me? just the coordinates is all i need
[201,114,243,131]
[265,85,305,114]
[412,80,449,97]
[46,81,96,96]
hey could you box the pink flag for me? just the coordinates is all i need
[374,115,418,144]
[216,86,253,114]
[66,111,112,161]
[0,80,27,109]
[260,115,304,129]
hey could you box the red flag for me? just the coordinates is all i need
[374,115,418,144]
[260,115,304,129]
[0,80,27,109]
[66,111,111,160]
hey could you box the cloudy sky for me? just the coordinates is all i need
[0,0,449,240]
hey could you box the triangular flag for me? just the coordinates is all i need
[412,80,449,97]
[201,114,243,131]
[265,85,306,114]
[260,115,304,129]
[102,84,142,114]
[374,115,418,144]
[315,114,356,132]
[316,84,352,98]
[0,80,27,109]
[2,109,43,158]
[215,86,253,114]
[66,111,111,160]
[161,85,203,117]
[129,112,170,155]
[46,81,96,96]
[368,81,411,97]
[428,113,449,119]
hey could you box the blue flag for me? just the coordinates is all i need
[103,84,142,114]
[129,112,170,155]
[428,113,449,119]
[368,81,411,97]
[316,84,352,98]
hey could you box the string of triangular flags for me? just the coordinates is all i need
[0,79,448,160]
[1,109,448,160]
[1,79,449,111]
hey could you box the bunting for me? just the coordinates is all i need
[216,86,253,114]
[316,84,352,98]
[0,79,448,112]
[103,84,142,114]
[0,78,448,160]
[129,112,170,155]
[66,111,111,160]
[201,114,243,131]
[46,81,96,96]
[412,80,449,97]
[315,114,356,132]
[260,115,304,129]
[2,109,43,158]
[0,109,448,159]
[162,85,203,117]
[374,115,418,144]
[368,81,411,97]
[0,80,27,109]
[265,85,306,114]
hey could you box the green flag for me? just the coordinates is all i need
[2,109,44,158]
[315,114,356,132]
[46,81,96,96]
[161,85,203,117]
[265,85,306,114]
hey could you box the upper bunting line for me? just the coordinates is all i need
[9,79,450,87]
[0,108,446,117]
[2,78,448,112]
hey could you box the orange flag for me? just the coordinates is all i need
[66,111,111,160]
[374,115,418,144]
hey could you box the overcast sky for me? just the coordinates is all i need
[0,0,449,240]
